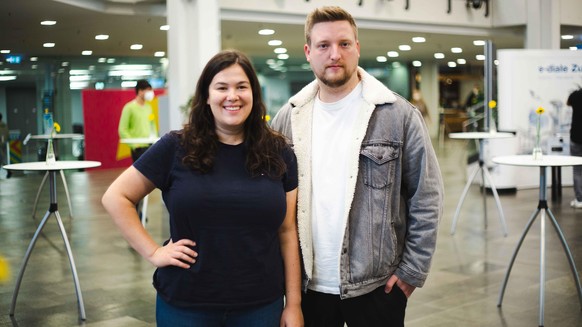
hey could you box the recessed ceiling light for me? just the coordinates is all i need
[130,44,143,50]
[434,53,445,59]
[274,47,287,54]
[268,40,283,46]
[43,43,55,48]
[0,76,17,81]
[277,54,289,60]
[376,56,387,62]
[448,61,457,67]
[457,58,467,64]
[154,51,165,57]
[412,61,422,67]
[451,47,463,53]
[473,40,486,46]
[561,35,574,40]
[0,50,9,54]
[30,57,38,62]
[40,20,57,26]
[82,50,93,56]
[387,51,399,57]
[61,62,69,67]
[106,58,115,63]
[476,54,486,60]
[258,29,275,35]
[98,57,107,63]
[398,45,411,51]
[412,37,426,43]
[95,34,109,40]
[160,25,170,31]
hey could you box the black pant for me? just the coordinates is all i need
[131,146,150,162]
[302,286,407,327]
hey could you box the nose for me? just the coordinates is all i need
[330,44,340,61]
[226,88,238,101]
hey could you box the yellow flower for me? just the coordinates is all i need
[536,106,545,115]
[488,100,497,109]
[0,255,9,283]
[148,114,155,121]
[53,122,61,133]
[264,114,271,122]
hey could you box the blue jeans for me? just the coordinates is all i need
[156,294,283,327]
[571,141,582,201]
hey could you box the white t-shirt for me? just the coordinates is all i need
[310,83,364,294]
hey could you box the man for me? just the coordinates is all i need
[271,6,444,327]
[568,87,582,208]
[118,79,156,162]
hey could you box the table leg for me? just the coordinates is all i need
[32,171,49,218]
[539,209,546,327]
[497,207,540,307]
[450,164,481,235]
[54,209,86,320]
[140,194,149,227]
[59,170,74,218]
[10,208,52,316]
[11,170,86,321]
[32,170,74,219]
[482,166,508,236]
[480,162,488,230]
[546,208,582,309]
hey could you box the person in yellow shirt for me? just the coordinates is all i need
[118,79,156,162]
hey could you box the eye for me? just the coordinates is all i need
[317,43,329,50]
[341,42,351,48]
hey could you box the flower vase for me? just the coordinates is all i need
[532,146,543,160]
[46,138,56,165]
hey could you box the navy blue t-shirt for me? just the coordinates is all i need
[133,132,298,308]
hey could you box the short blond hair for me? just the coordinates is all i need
[305,6,358,45]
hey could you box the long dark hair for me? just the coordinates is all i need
[179,49,288,177]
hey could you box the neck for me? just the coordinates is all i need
[135,96,145,105]
[216,129,244,145]
[318,72,361,103]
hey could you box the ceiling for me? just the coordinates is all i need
[1,0,581,86]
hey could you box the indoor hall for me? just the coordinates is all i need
[1,137,582,327]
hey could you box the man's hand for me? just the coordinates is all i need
[384,274,416,298]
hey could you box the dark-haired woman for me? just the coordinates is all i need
[102,50,302,327]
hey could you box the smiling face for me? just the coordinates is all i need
[305,20,360,91]
[207,63,253,143]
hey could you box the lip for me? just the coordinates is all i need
[223,105,241,111]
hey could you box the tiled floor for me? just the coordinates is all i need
[1,138,581,327]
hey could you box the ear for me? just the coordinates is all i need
[304,44,311,62]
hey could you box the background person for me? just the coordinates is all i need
[271,6,443,327]
[102,50,303,327]
[118,79,157,162]
[568,87,582,208]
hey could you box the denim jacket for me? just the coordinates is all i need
[271,67,444,299]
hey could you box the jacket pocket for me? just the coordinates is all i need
[360,142,400,189]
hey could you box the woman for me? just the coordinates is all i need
[102,50,303,327]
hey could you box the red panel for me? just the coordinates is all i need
[82,89,165,170]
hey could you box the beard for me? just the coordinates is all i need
[316,65,355,88]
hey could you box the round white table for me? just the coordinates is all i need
[119,137,159,145]
[3,160,101,321]
[448,131,515,236]
[492,155,582,327]
[119,137,159,227]
[28,134,85,219]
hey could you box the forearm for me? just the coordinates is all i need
[279,228,302,306]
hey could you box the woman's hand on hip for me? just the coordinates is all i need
[148,238,197,268]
